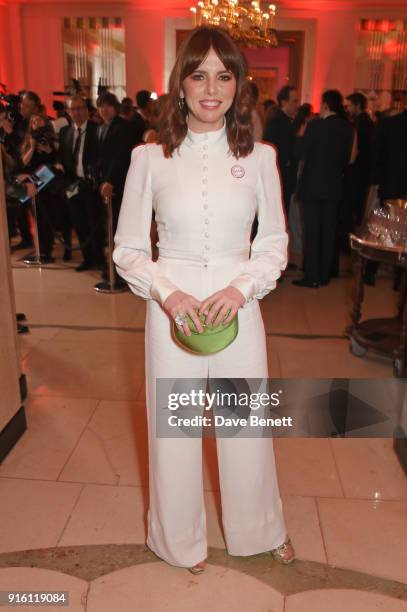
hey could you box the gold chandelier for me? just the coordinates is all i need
[190,1,278,48]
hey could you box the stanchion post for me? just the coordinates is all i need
[94,192,127,294]
[107,194,116,291]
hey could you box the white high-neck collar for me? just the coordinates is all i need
[184,116,227,149]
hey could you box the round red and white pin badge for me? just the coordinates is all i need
[231,164,245,178]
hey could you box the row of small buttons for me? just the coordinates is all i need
[202,137,209,266]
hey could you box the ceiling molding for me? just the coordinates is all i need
[3,0,407,10]
[277,0,407,9]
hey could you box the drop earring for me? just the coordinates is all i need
[178,96,185,110]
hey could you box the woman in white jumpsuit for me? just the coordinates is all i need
[113,26,295,573]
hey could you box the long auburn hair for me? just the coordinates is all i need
[21,113,51,157]
[158,26,254,159]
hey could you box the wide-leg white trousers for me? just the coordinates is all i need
[144,253,287,568]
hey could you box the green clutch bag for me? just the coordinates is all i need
[173,311,238,355]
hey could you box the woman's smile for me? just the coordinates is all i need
[199,99,222,110]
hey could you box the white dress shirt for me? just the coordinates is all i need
[73,120,88,178]
[52,116,69,137]
[113,117,288,306]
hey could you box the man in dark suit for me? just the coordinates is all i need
[372,105,407,201]
[263,85,299,216]
[364,104,407,287]
[130,90,153,144]
[59,95,105,271]
[293,90,355,288]
[341,93,375,240]
[96,91,136,288]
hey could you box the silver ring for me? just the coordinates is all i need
[174,313,187,326]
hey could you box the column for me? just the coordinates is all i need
[0,149,27,462]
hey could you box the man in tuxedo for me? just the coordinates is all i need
[263,85,299,216]
[372,104,407,201]
[59,95,105,271]
[364,103,407,288]
[96,91,135,287]
[131,90,153,144]
[293,90,355,288]
[341,93,375,240]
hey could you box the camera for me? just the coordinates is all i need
[0,93,19,145]
[0,93,20,123]
[31,125,54,146]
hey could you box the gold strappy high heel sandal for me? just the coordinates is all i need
[270,537,295,565]
[187,560,206,574]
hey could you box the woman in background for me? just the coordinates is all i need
[20,113,58,262]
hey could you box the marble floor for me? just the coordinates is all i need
[1,240,407,611]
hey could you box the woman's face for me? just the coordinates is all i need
[182,46,236,132]
[30,115,45,131]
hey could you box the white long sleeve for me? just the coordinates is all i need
[113,145,180,304]
[228,144,288,302]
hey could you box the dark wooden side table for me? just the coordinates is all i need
[347,233,407,378]
[348,217,407,473]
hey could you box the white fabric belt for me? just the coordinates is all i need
[158,247,250,266]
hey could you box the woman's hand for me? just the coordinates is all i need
[37,142,52,154]
[199,286,245,327]
[25,182,38,198]
[21,136,35,166]
[297,122,307,137]
[163,290,205,336]
[100,181,114,204]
